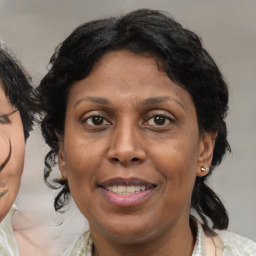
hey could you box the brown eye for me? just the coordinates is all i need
[154,115,166,125]
[147,115,172,126]
[84,116,110,126]
[0,110,17,124]
[91,116,104,125]
[0,115,10,124]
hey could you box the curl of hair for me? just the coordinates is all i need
[37,9,230,231]
[0,41,37,139]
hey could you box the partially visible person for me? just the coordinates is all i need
[38,9,256,256]
[0,41,59,256]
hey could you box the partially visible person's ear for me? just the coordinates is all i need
[196,131,217,177]
[57,134,67,179]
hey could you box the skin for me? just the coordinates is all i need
[0,83,60,255]
[59,50,216,256]
[0,83,25,223]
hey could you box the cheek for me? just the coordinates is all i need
[150,138,199,197]
[0,132,10,165]
[1,134,25,184]
[0,114,25,178]
[0,125,24,221]
[63,138,102,188]
[63,142,100,215]
[10,123,25,175]
[10,140,25,178]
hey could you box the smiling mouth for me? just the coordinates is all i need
[104,185,152,195]
[99,178,157,194]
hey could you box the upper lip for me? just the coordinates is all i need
[98,177,157,189]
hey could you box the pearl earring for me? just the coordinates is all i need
[201,166,208,172]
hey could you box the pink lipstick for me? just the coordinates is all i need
[98,178,157,207]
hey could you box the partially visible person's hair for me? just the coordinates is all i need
[0,41,37,140]
[37,9,230,232]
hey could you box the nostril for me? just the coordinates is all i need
[110,157,141,164]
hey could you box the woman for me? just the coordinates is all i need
[37,9,256,256]
[0,41,37,255]
[0,42,59,256]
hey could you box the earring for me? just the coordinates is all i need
[201,166,208,172]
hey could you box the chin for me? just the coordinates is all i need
[91,215,161,245]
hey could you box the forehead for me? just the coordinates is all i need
[94,50,161,72]
[0,81,6,100]
[68,50,192,106]
[0,82,12,113]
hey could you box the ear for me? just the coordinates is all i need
[196,131,217,177]
[57,136,67,179]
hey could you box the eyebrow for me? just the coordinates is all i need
[74,96,111,108]
[142,96,184,110]
[74,96,184,110]
[0,109,17,116]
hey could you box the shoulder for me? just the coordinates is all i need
[0,206,19,256]
[218,230,256,255]
[63,231,93,256]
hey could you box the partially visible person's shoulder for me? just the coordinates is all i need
[218,230,256,255]
[63,231,93,256]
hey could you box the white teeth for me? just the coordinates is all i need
[106,185,147,195]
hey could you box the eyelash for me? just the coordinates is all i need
[81,112,174,129]
[83,115,111,126]
[145,114,174,126]
[0,114,11,124]
[0,115,10,124]
[0,110,17,124]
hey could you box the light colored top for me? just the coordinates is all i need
[0,205,19,256]
[63,219,256,256]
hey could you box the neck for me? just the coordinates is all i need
[91,218,196,256]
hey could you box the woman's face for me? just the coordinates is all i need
[0,84,25,222]
[59,50,215,244]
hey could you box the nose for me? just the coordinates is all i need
[107,122,146,166]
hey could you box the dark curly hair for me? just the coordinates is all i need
[0,41,37,140]
[37,9,231,232]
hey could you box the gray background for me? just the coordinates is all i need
[0,0,255,244]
